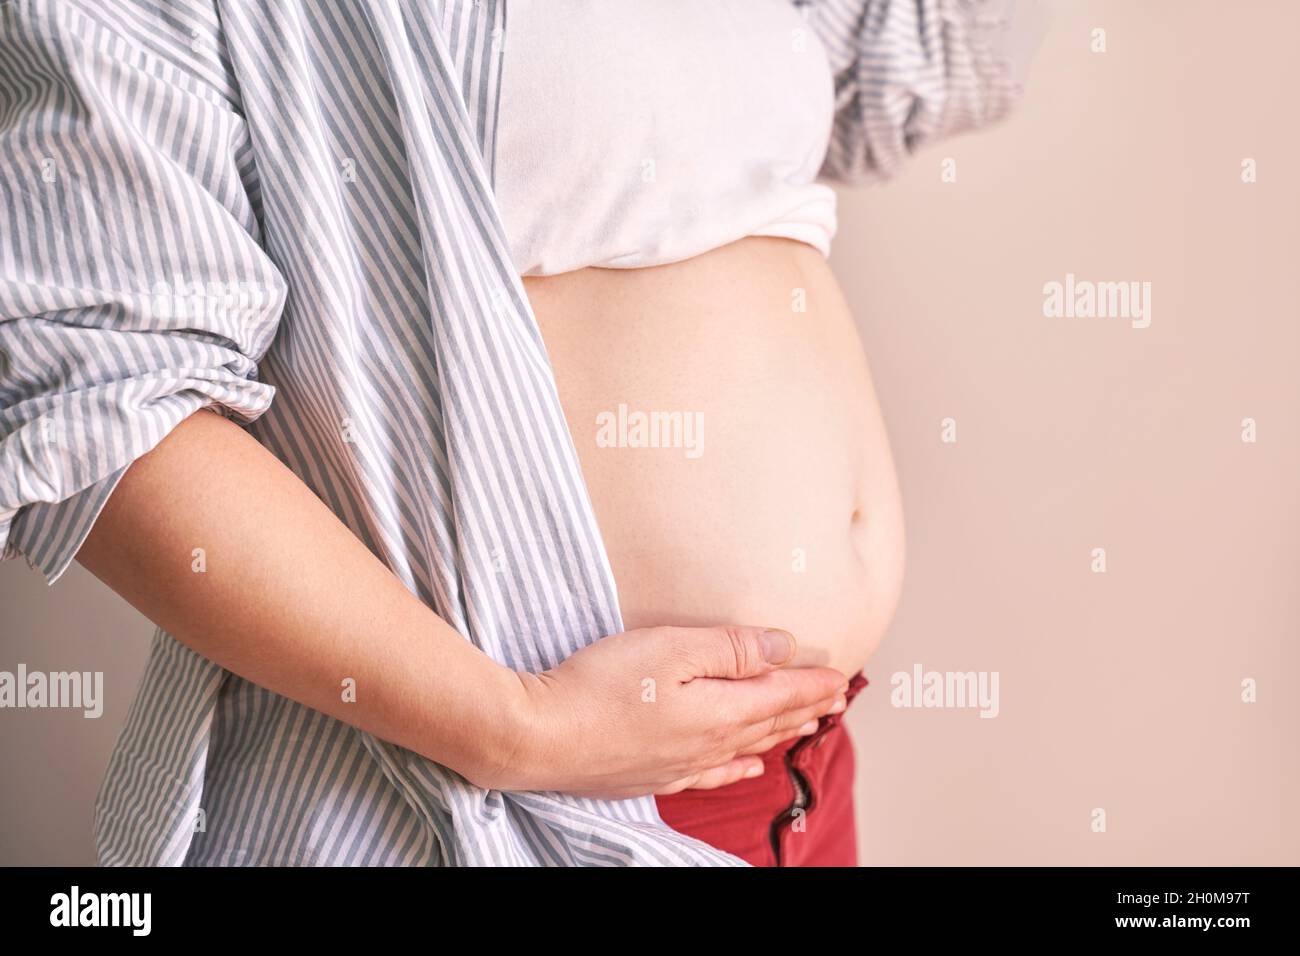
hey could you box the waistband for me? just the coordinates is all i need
[760,669,868,762]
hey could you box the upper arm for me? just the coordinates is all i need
[0,0,286,582]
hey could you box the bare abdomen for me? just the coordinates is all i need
[527,237,904,677]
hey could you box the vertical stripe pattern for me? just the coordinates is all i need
[0,0,1031,865]
[805,0,1040,183]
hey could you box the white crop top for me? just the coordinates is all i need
[493,0,839,277]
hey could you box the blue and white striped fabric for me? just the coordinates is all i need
[0,0,1034,865]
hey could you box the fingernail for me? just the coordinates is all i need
[760,629,794,664]
[837,682,850,695]
[799,720,819,735]
[745,764,764,778]
[829,696,847,714]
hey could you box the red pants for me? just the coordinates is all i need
[656,672,868,867]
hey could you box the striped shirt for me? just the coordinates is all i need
[0,0,1039,865]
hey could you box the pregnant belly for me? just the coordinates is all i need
[527,237,904,678]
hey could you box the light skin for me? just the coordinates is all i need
[528,237,906,681]
[75,407,848,799]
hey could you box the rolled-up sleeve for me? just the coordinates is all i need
[0,2,286,583]
[808,0,1053,183]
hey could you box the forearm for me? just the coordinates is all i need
[75,407,524,787]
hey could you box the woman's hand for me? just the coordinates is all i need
[78,411,845,805]
[477,626,848,798]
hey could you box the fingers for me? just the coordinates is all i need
[664,625,798,680]
[658,690,845,790]
[659,689,848,791]
[568,691,845,798]
[655,757,766,795]
[739,721,821,757]
[734,693,846,754]
[721,665,848,726]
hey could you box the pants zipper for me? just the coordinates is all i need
[769,751,813,865]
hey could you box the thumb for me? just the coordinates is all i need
[672,626,797,680]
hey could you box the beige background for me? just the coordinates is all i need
[2,0,1296,865]
[834,0,1298,865]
